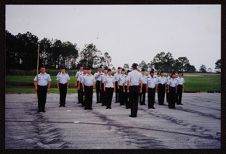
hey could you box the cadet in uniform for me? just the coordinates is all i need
[167,72,178,109]
[76,66,84,104]
[104,69,115,109]
[124,70,131,109]
[166,72,171,103]
[127,63,143,117]
[146,70,158,109]
[77,68,86,107]
[176,71,185,105]
[118,68,126,106]
[57,65,70,107]
[100,67,108,106]
[140,69,148,105]
[34,66,51,112]
[114,67,121,103]
[94,66,103,103]
[157,71,167,105]
[82,67,95,110]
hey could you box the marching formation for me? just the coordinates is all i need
[34,63,185,118]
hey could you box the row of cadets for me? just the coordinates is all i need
[94,66,103,104]
[118,68,127,106]
[114,67,122,103]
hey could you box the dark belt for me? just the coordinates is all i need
[59,83,67,85]
[38,85,48,87]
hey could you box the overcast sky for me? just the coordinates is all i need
[6,5,221,70]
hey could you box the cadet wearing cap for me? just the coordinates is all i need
[104,69,115,109]
[140,69,148,105]
[118,69,126,106]
[157,71,167,105]
[34,66,51,112]
[94,66,103,104]
[114,67,121,103]
[127,63,143,117]
[76,66,84,104]
[82,67,95,110]
[57,65,70,107]
[167,72,178,109]
[147,71,158,109]
[176,71,185,105]
[78,68,87,107]
[100,67,108,106]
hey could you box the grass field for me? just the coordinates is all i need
[5,73,220,93]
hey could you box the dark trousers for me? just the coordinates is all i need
[37,85,48,112]
[129,86,139,117]
[125,88,130,109]
[96,81,101,103]
[169,87,176,108]
[84,86,93,109]
[100,83,106,106]
[115,81,120,102]
[119,86,125,105]
[106,88,114,108]
[140,84,146,105]
[59,83,67,106]
[177,85,183,104]
[166,91,169,103]
[158,84,165,105]
[78,82,84,104]
[148,87,155,108]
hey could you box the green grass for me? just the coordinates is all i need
[5,73,220,94]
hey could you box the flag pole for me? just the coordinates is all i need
[36,44,40,98]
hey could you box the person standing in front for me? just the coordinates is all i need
[127,63,143,117]
[75,66,84,104]
[94,66,103,104]
[57,65,70,107]
[146,70,158,109]
[114,67,122,103]
[140,69,148,105]
[34,65,51,113]
[104,69,115,109]
[157,71,167,105]
[77,68,86,107]
[176,71,185,105]
[167,72,178,109]
[82,67,95,110]
[118,68,126,106]
[100,67,108,106]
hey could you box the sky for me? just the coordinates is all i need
[5,5,221,70]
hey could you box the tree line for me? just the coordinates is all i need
[6,30,221,73]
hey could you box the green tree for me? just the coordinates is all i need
[139,60,148,70]
[123,64,129,70]
[215,59,221,69]
[199,64,207,73]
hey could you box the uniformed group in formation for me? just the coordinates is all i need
[34,63,184,118]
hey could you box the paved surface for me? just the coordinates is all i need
[5,93,221,149]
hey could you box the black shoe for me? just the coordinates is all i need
[129,115,136,117]
[42,110,46,112]
[151,106,155,109]
[59,105,63,107]
[63,105,66,107]
[178,103,183,105]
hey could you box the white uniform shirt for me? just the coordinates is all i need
[124,75,129,86]
[147,75,157,88]
[114,73,121,82]
[118,74,126,86]
[94,72,103,81]
[77,74,84,84]
[105,75,115,88]
[34,73,51,86]
[177,77,185,85]
[75,71,83,79]
[127,70,142,86]
[56,72,70,84]
[167,78,178,87]
[157,76,167,85]
[141,75,148,85]
[101,74,107,84]
[83,74,95,86]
